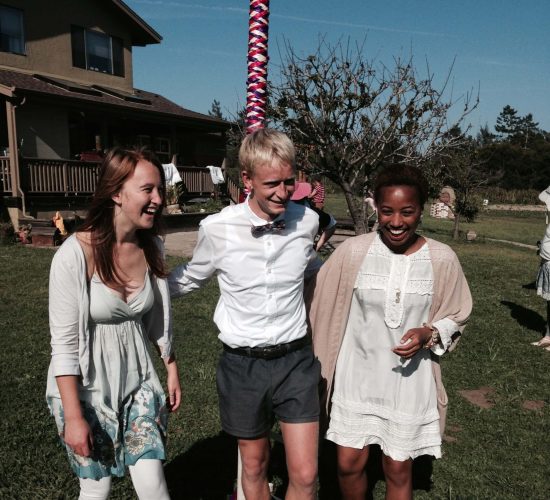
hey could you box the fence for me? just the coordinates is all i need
[4,159,241,204]
[176,166,241,204]
[0,156,11,193]
[176,166,215,194]
[23,158,100,194]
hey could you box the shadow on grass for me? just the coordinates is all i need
[522,281,536,290]
[165,434,434,499]
[165,432,237,499]
[501,300,545,333]
[319,441,433,499]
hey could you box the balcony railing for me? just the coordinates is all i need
[23,158,100,194]
[176,166,215,194]
[6,158,241,205]
[175,166,242,204]
[0,156,11,194]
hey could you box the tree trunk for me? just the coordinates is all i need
[452,213,461,240]
[342,184,366,235]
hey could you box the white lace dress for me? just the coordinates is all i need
[326,234,452,461]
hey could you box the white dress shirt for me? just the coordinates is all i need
[169,200,322,348]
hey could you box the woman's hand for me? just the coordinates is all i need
[63,416,93,457]
[56,375,93,457]
[164,355,181,412]
[392,327,432,359]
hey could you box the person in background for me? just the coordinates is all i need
[429,186,455,220]
[239,185,250,203]
[532,186,550,349]
[308,164,472,500]
[46,147,181,499]
[169,129,322,500]
[291,181,337,251]
[309,175,326,210]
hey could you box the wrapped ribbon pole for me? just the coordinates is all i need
[236,5,272,497]
[246,0,270,134]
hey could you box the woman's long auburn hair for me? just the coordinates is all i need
[78,147,167,285]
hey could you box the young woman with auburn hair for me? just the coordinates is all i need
[46,147,181,499]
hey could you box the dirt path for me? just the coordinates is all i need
[486,204,544,211]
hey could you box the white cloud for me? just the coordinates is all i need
[130,1,454,37]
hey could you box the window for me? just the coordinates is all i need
[0,5,25,54]
[155,137,171,163]
[136,135,151,148]
[71,26,124,77]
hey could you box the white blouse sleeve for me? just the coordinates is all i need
[431,317,459,356]
[49,246,82,376]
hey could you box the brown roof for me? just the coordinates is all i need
[0,68,229,130]
[111,0,162,46]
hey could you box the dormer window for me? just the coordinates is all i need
[0,5,25,55]
[71,26,124,77]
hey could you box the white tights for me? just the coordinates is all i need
[78,459,170,500]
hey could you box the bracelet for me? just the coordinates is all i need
[422,324,440,350]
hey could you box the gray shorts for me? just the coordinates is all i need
[216,344,321,438]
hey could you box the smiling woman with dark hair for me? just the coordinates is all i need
[308,164,472,500]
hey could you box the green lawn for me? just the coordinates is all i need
[325,193,546,246]
[1,221,549,498]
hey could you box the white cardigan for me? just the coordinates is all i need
[48,234,173,386]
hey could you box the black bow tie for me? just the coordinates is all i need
[251,219,286,236]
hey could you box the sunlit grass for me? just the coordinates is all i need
[1,222,549,498]
[325,193,545,246]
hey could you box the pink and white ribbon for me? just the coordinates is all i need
[246,0,270,134]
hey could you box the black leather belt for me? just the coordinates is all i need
[222,336,311,360]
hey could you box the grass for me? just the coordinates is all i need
[1,217,549,499]
[325,193,546,246]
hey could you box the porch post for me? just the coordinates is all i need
[5,99,22,228]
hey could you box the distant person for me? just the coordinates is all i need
[308,164,472,500]
[239,185,250,203]
[46,147,181,499]
[169,129,322,499]
[365,189,379,231]
[364,190,377,214]
[429,186,455,220]
[309,175,326,210]
[532,186,550,349]
[291,181,337,251]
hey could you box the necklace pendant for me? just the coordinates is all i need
[395,290,401,303]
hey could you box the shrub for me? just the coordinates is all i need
[474,187,540,205]
[0,222,15,245]
[456,194,483,222]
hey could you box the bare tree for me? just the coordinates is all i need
[270,37,478,234]
[440,136,494,239]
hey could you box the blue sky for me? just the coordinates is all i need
[126,0,550,132]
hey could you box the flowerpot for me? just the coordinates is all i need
[164,204,181,215]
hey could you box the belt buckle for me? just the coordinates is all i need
[261,344,282,359]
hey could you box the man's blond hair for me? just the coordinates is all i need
[239,128,295,175]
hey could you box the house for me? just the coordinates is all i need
[0,0,231,227]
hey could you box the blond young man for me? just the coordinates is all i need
[169,129,322,499]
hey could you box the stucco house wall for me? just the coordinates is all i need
[0,0,136,92]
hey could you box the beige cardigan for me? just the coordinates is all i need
[306,232,472,434]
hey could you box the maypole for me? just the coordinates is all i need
[234,2,271,498]
[245,0,270,134]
